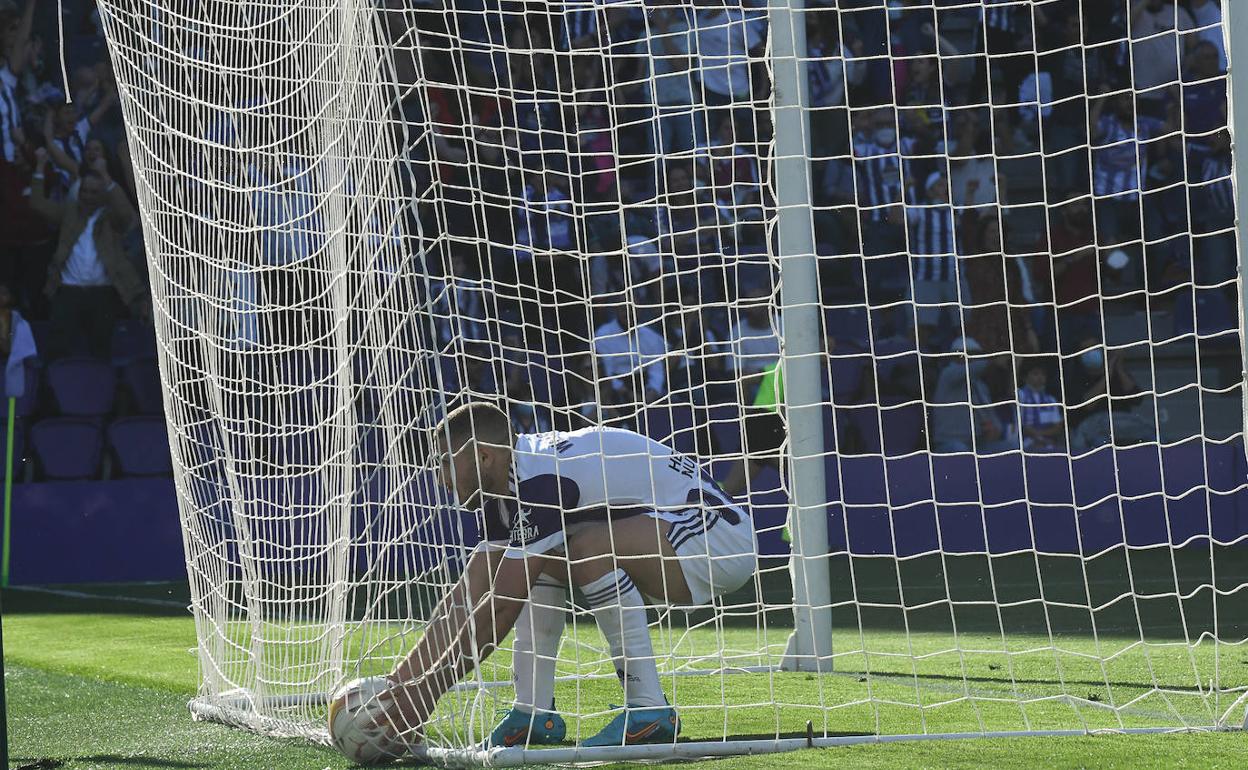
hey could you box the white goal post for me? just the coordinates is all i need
[95,0,1248,765]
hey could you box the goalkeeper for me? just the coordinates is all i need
[378,402,757,749]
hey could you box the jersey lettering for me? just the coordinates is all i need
[667,453,698,479]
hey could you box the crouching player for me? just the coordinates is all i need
[378,402,757,749]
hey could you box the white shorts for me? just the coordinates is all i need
[649,507,758,608]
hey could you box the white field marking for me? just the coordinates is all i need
[7,584,187,609]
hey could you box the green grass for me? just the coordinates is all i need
[6,562,1248,769]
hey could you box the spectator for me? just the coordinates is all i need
[930,336,1017,454]
[964,215,1042,356]
[0,0,34,164]
[43,86,117,186]
[646,6,698,155]
[431,251,490,350]
[948,113,998,212]
[1089,92,1159,249]
[1062,338,1154,451]
[658,161,717,261]
[1182,40,1226,137]
[847,107,908,331]
[1048,196,1101,351]
[30,149,148,360]
[666,307,727,407]
[702,114,764,245]
[1190,128,1234,286]
[1188,0,1226,72]
[1030,13,1097,195]
[1129,0,1194,101]
[906,170,958,349]
[1016,361,1064,452]
[0,283,36,398]
[971,0,1045,105]
[509,398,552,435]
[806,11,864,157]
[592,301,668,404]
[726,288,780,380]
[692,5,766,137]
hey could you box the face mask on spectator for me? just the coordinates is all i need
[1081,349,1104,369]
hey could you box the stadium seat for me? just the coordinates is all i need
[881,403,926,457]
[26,321,53,360]
[0,357,43,418]
[30,417,103,480]
[108,416,173,477]
[640,403,697,456]
[1174,288,1237,339]
[122,358,164,415]
[828,354,867,405]
[825,306,870,349]
[111,319,158,367]
[0,419,26,480]
[47,357,117,418]
[849,403,925,457]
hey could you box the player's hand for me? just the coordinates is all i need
[368,679,431,747]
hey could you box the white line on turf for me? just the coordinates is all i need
[7,585,186,609]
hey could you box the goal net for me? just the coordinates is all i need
[96,0,1248,764]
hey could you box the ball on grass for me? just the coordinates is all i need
[327,677,405,765]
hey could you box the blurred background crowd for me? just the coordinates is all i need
[0,0,1238,483]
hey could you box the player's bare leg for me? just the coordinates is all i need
[563,516,685,746]
[565,516,689,604]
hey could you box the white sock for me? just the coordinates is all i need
[513,577,566,713]
[582,569,666,708]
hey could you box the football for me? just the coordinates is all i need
[327,677,403,765]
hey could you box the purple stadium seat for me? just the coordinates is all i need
[47,357,116,417]
[0,357,42,417]
[108,416,173,477]
[881,403,925,456]
[27,321,52,360]
[31,417,103,480]
[640,404,697,455]
[825,306,870,348]
[850,404,924,457]
[123,358,164,415]
[0,420,25,480]
[828,355,867,405]
[110,320,158,367]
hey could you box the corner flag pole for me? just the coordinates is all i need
[2,395,14,586]
[0,395,12,769]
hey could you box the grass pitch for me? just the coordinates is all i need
[5,561,1248,769]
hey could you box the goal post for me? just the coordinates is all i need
[769,0,832,674]
[1227,0,1248,451]
[95,0,1248,765]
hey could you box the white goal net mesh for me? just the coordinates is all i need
[96,0,1247,763]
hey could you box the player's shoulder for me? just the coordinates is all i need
[515,425,660,458]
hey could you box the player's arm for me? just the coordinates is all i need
[383,550,552,736]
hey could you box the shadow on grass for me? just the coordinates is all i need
[851,669,1216,694]
[2,585,188,617]
[16,759,203,769]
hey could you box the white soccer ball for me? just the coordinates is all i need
[327,676,403,765]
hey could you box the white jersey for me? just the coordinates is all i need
[481,426,744,559]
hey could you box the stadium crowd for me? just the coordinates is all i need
[0,0,159,480]
[0,1,1236,480]
[401,0,1234,458]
